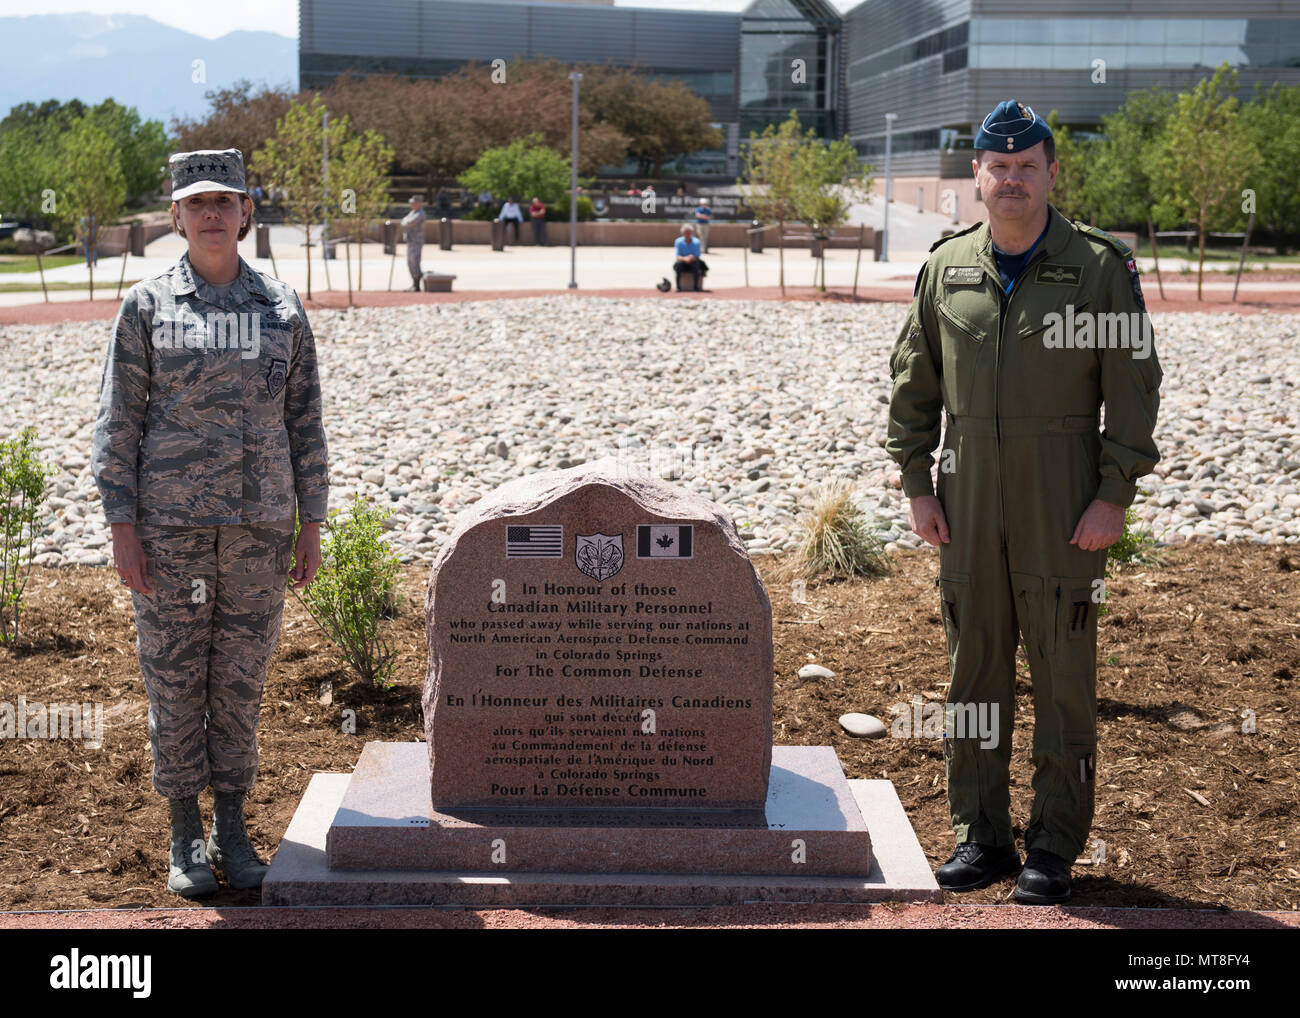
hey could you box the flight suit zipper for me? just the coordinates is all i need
[993,240,1052,557]
[995,292,1007,554]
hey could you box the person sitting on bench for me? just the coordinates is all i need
[673,225,708,291]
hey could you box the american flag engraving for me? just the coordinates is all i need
[505,525,563,558]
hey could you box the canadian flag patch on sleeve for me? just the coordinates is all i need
[1124,258,1146,312]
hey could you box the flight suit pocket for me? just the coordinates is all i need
[1065,734,1097,828]
[1017,299,1089,341]
[937,301,985,342]
[1012,572,1052,657]
[936,572,969,646]
[936,301,986,414]
[1054,576,1099,643]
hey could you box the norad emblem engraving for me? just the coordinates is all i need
[575,533,624,581]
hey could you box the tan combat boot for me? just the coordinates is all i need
[207,789,270,890]
[167,795,218,898]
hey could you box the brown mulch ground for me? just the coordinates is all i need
[1,545,1296,919]
[3,282,1300,327]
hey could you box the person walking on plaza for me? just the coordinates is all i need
[886,100,1161,904]
[498,196,525,245]
[401,195,426,291]
[694,196,712,253]
[673,224,708,291]
[91,148,329,898]
[529,196,548,246]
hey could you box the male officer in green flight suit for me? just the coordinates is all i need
[886,101,1162,903]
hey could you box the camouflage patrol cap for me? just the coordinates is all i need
[974,100,1052,152]
[170,149,247,201]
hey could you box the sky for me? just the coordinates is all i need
[0,0,863,41]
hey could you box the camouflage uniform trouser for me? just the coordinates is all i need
[407,242,423,288]
[130,521,295,798]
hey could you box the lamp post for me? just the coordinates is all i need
[569,70,583,289]
[881,112,896,263]
[322,110,332,262]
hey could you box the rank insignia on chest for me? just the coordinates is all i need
[1035,263,1082,285]
[267,358,288,399]
[942,266,984,286]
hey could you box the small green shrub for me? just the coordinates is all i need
[1107,506,1166,573]
[293,496,401,689]
[0,426,52,645]
[550,195,596,221]
[784,480,892,581]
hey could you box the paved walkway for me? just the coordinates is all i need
[0,226,926,306]
[4,223,1296,312]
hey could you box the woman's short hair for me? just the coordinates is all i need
[170,194,255,241]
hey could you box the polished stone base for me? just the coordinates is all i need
[263,743,939,907]
[326,742,868,876]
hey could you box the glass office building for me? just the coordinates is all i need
[844,1,1300,177]
[738,0,843,139]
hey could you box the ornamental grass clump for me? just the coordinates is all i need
[784,480,893,581]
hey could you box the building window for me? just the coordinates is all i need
[847,20,970,84]
[965,18,1300,69]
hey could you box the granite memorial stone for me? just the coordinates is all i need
[422,457,774,813]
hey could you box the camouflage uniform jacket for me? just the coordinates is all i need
[91,252,329,526]
[400,207,426,244]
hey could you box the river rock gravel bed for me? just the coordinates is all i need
[2,297,1297,567]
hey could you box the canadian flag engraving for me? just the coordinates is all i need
[637,524,693,558]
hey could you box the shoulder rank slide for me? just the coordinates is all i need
[929,222,981,253]
[1073,221,1133,260]
[1073,221,1145,311]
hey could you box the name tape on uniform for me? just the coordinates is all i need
[943,266,984,286]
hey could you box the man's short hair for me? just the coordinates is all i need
[680,224,695,234]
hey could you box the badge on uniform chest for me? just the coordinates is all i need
[267,359,288,398]
[1035,263,1083,285]
[942,266,984,286]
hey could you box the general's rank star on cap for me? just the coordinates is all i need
[169,148,248,201]
[974,100,1053,152]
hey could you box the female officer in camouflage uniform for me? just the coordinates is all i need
[91,149,329,897]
